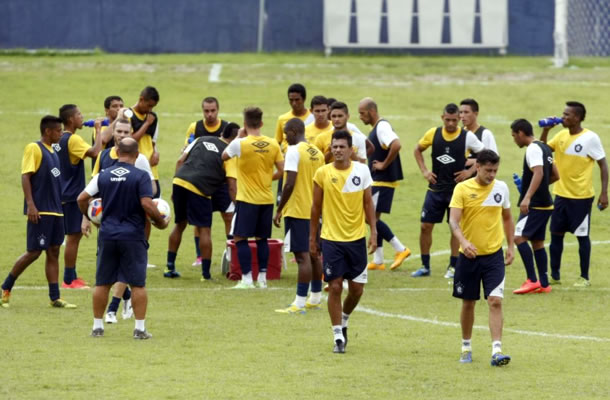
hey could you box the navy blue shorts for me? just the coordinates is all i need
[27,215,65,251]
[96,239,148,287]
[372,186,395,214]
[421,190,453,223]
[453,249,505,301]
[321,238,368,283]
[550,195,593,237]
[285,217,310,253]
[212,183,234,213]
[172,184,212,228]
[62,201,83,235]
[232,201,273,239]
[515,209,553,241]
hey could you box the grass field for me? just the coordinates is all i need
[1,53,610,399]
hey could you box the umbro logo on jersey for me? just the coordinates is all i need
[436,154,455,164]
[494,193,502,203]
[111,167,130,177]
[307,147,319,156]
[469,193,477,199]
[251,141,270,149]
[574,144,583,153]
[51,167,60,177]
[203,142,219,152]
[352,176,361,186]
[52,143,61,152]
[331,177,338,183]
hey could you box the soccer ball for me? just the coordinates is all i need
[87,198,103,224]
[152,198,171,221]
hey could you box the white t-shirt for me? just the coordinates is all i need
[284,145,300,172]
[86,155,154,195]
[376,120,399,149]
[465,131,486,153]
[525,142,544,168]
[351,130,368,160]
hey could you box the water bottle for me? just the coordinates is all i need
[513,173,522,194]
[538,117,563,127]
[83,118,110,127]
[187,133,195,144]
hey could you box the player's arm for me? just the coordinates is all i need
[502,207,515,265]
[363,186,377,254]
[372,138,401,171]
[550,163,560,184]
[539,125,556,146]
[132,113,155,141]
[227,177,237,202]
[519,165,543,215]
[274,171,296,227]
[597,158,609,210]
[272,160,284,181]
[449,207,477,259]
[77,190,92,219]
[365,138,375,157]
[85,118,112,159]
[414,144,436,184]
[309,182,323,256]
[141,197,168,229]
[22,173,39,224]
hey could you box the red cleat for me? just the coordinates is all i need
[513,279,541,294]
[61,278,90,289]
[536,285,552,293]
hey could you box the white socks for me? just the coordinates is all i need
[461,339,472,352]
[373,247,384,264]
[242,271,253,285]
[257,271,267,284]
[93,318,103,330]
[294,295,307,308]
[135,319,146,331]
[390,236,406,252]
[492,340,502,355]
[341,312,350,328]
[332,325,344,343]
[308,291,321,304]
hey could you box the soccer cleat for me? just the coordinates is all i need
[256,277,267,289]
[122,298,133,319]
[490,352,511,366]
[274,304,306,314]
[1,290,10,308]
[192,257,202,267]
[61,279,90,289]
[536,285,552,293]
[550,278,561,285]
[411,267,430,277]
[200,277,213,282]
[50,298,77,309]
[91,328,104,338]
[444,266,455,279]
[105,312,118,324]
[333,339,345,354]
[513,279,541,294]
[305,301,322,310]
[133,329,153,340]
[163,269,181,278]
[573,277,591,287]
[390,248,411,270]
[342,327,348,348]
[231,281,256,290]
[459,351,473,363]
[367,262,385,271]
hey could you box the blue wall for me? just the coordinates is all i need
[0,0,553,54]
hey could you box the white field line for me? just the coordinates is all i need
[208,63,222,82]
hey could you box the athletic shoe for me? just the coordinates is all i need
[444,266,455,279]
[536,285,552,293]
[50,299,77,309]
[231,281,255,289]
[91,328,104,338]
[550,277,561,285]
[122,298,133,319]
[163,269,181,278]
[573,277,591,287]
[333,339,345,354]
[342,327,348,348]
[274,304,306,314]
[105,312,118,324]
[200,277,213,282]
[1,290,10,308]
[305,301,322,310]
[256,277,267,289]
[367,262,385,270]
[459,351,473,363]
[513,279,541,294]
[133,329,153,340]
[411,267,430,277]
[390,248,411,270]
[490,352,511,366]
[192,257,202,267]
[61,279,90,289]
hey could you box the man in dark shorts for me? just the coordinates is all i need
[449,150,514,366]
[78,138,168,338]
[310,131,377,354]
[1,116,77,309]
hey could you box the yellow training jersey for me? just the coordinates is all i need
[313,129,367,162]
[313,161,372,242]
[131,108,159,179]
[183,120,223,145]
[224,135,283,205]
[66,133,90,165]
[305,122,333,144]
[547,128,606,199]
[283,141,324,219]
[224,157,237,180]
[450,178,510,255]
[275,109,313,153]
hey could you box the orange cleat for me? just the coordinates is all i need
[513,279,541,294]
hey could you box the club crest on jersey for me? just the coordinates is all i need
[574,144,583,153]
[203,142,219,152]
[455,281,464,295]
[445,146,450,153]
[352,176,361,186]
[52,143,61,152]
[51,167,60,177]
[494,193,502,203]
[38,234,47,246]
[436,154,455,164]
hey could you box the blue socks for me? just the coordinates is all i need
[108,296,121,313]
[122,287,131,300]
[549,234,564,280]
[517,242,537,282]
[167,251,177,269]
[421,254,430,270]
[449,256,458,268]
[256,239,269,272]
[310,279,322,293]
[533,248,549,287]
[236,240,252,274]
[63,267,76,285]
[296,282,309,297]
[202,259,212,279]
[2,273,16,291]
[577,236,591,280]
[376,220,394,243]
[48,283,59,301]
[194,236,201,257]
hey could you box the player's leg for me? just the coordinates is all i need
[122,239,151,339]
[446,192,459,278]
[307,222,324,308]
[45,216,73,306]
[374,187,411,270]
[105,282,132,323]
[481,250,510,366]
[92,239,120,335]
[199,227,213,280]
[453,252,480,363]
[415,190,444,277]
[513,213,538,292]
[62,202,88,288]
[1,249,41,307]
[573,198,593,286]
[415,222,434,277]
[321,239,347,352]
[192,227,202,266]
[231,202,256,289]
[549,195,569,282]
[186,193,213,280]
[276,217,311,313]
[339,238,368,350]
[165,184,189,278]
[253,204,273,288]
[460,300,476,362]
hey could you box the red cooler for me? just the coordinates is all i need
[226,239,284,280]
